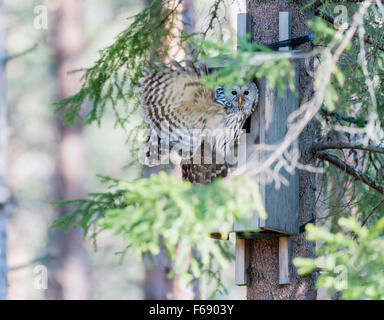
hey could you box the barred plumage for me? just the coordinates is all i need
[140,59,259,183]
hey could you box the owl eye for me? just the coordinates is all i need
[244,90,249,95]
[231,90,237,95]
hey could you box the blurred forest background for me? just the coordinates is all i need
[2,0,384,301]
[2,0,245,299]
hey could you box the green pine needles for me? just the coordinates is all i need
[51,0,276,296]
[294,216,384,299]
[53,0,297,129]
[51,0,384,298]
[52,173,265,296]
[54,0,182,127]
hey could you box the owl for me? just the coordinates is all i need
[140,59,259,184]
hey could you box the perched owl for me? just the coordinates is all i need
[140,59,259,183]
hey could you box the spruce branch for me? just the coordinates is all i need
[314,0,384,8]
[321,106,367,126]
[315,5,384,52]
[53,0,182,126]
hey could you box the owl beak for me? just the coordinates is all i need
[238,95,243,106]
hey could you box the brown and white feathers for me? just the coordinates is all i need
[140,60,258,183]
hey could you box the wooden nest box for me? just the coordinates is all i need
[209,11,301,286]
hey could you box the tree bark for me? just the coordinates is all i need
[45,0,90,300]
[0,0,9,300]
[246,0,317,300]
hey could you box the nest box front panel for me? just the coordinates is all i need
[234,71,299,236]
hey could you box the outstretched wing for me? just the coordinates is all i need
[140,60,230,155]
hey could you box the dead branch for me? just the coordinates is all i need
[310,142,384,155]
[315,151,384,194]
[203,0,223,37]
[8,253,54,271]
[241,1,373,178]
[361,197,384,226]
[160,0,183,26]
[0,43,38,64]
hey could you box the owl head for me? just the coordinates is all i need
[227,82,259,114]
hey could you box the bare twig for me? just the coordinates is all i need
[0,43,38,64]
[361,197,384,226]
[241,0,374,178]
[203,0,223,37]
[310,142,384,155]
[8,253,54,272]
[316,151,384,194]
[160,0,183,26]
[357,17,380,144]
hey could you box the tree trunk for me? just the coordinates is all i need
[143,0,199,300]
[0,0,9,300]
[46,0,90,300]
[142,0,171,300]
[246,0,317,300]
[143,164,173,299]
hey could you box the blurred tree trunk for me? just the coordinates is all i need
[0,0,9,300]
[143,0,199,300]
[246,0,317,300]
[46,0,90,300]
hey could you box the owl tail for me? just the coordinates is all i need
[180,142,228,183]
[181,163,228,184]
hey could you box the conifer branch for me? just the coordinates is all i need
[315,5,384,52]
[321,106,367,126]
[314,0,383,8]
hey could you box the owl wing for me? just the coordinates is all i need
[140,60,230,155]
[215,86,234,110]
